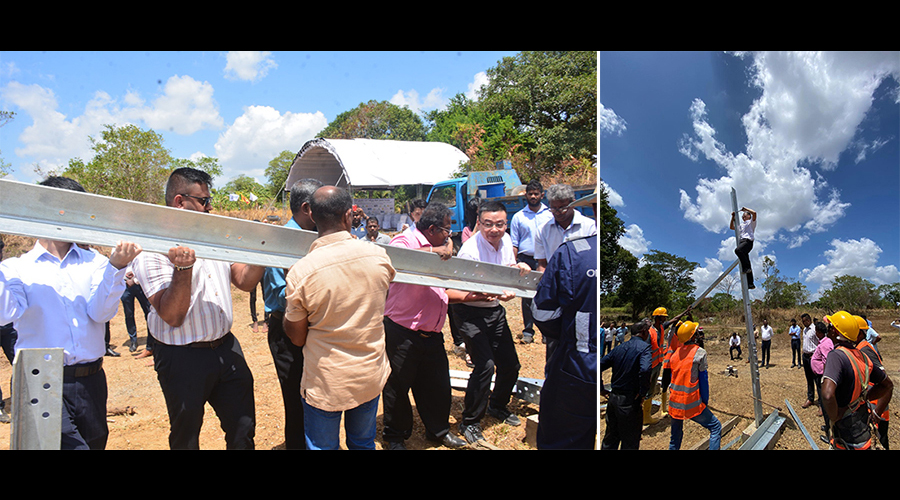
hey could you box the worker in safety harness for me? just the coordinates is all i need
[643,307,668,425]
[854,314,891,450]
[659,307,694,418]
[821,311,893,450]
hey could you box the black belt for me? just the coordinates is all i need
[64,358,103,378]
[188,332,231,349]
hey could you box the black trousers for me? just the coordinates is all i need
[516,253,538,336]
[735,237,754,284]
[121,283,151,342]
[381,317,452,443]
[61,362,108,450]
[267,311,306,450]
[601,392,642,450]
[760,340,771,366]
[153,333,256,450]
[802,353,816,403]
[452,304,521,426]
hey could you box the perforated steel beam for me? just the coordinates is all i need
[0,179,541,298]
[10,348,63,450]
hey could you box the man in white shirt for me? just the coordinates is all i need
[532,184,597,359]
[799,313,819,408]
[0,176,142,449]
[759,319,774,368]
[132,167,264,450]
[509,180,552,344]
[452,200,531,446]
[729,332,742,360]
[730,207,757,290]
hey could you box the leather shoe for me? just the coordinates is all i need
[801,400,814,408]
[105,346,121,357]
[386,440,407,450]
[440,433,466,448]
[129,338,138,353]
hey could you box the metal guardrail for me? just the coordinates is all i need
[0,179,541,298]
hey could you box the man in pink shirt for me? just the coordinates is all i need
[811,319,833,432]
[380,202,494,450]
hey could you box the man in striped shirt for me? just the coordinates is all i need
[132,167,265,449]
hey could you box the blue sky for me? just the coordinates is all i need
[0,50,518,186]
[599,51,900,302]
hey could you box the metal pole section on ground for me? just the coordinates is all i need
[732,187,763,426]
[10,348,63,450]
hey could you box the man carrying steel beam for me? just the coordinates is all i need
[380,202,490,450]
[453,200,532,445]
[132,167,265,450]
[0,176,143,450]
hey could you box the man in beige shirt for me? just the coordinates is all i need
[283,186,396,450]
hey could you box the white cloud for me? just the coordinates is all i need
[125,75,224,135]
[1,75,225,178]
[690,237,769,301]
[678,52,899,248]
[800,237,900,298]
[618,223,650,257]
[214,105,328,183]
[223,51,277,82]
[600,180,624,207]
[599,102,627,136]
[466,71,489,100]
[389,87,447,116]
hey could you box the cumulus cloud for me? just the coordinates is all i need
[224,51,277,82]
[678,52,898,247]
[599,102,627,136]
[800,237,900,298]
[600,180,624,207]
[618,223,651,258]
[390,87,447,115]
[1,75,225,175]
[214,105,328,182]
[466,71,489,100]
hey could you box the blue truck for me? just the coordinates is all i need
[425,160,594,240]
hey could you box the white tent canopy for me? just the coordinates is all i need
[285,138,470,192]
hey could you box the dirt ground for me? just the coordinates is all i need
[0,286,546,450]
[608,313,900,450]
[1,275,897,450]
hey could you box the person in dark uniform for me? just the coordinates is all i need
[600,318,652,450]
[533,233,596,450]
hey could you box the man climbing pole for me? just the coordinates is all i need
[730,206,757,290]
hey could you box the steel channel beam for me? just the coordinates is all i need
[10,348,63,450]
[0,180,540,298]
[739,410,786,450]
[784,398,820,450]
[732,188,763,426]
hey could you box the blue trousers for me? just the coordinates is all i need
[669,407,721,450]
[302,395,380,450]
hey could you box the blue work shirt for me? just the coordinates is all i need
[262,217,301,313]
[600,335,652,400]
[509,203,551,257]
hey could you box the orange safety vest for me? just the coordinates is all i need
[831,345,874,450]
[857,340,889,422]
[667,343,704,420]
[649,325,665,368]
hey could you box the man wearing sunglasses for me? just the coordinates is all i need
[132,167,265,449]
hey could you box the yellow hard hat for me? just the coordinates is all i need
[677,321,699,343]
[854,315,869,332]
[826,311,860,342]
[652,307,668,317]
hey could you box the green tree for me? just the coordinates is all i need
[620,265,671,321]
[170,156,223,179]
[264,150,296,197]
[424,94,533,178]
[818,275,879,311]
[477,51,596,175]
[877,282,900,308]
[317,100,427,141]
[760,256,809,309]
[64,124,174,204]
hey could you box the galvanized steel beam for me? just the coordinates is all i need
[0,180,541,298]
[10,348,63,450]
